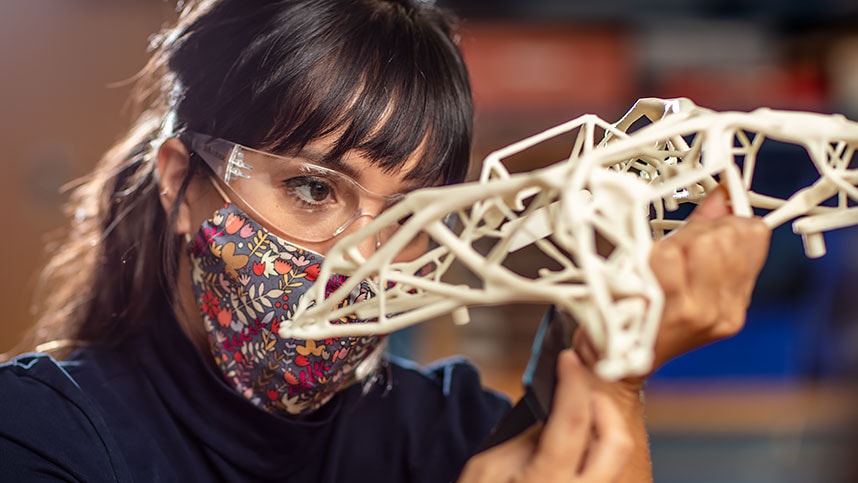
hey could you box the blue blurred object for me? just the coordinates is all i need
[386,325,420,360]
[651,304,804,380]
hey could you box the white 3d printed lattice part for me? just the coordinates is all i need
[279,97,858,379]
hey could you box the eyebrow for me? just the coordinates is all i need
[296,146,361,180]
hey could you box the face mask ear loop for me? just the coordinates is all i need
[208,176,235,204]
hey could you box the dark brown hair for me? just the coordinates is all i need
[28,0,473,354]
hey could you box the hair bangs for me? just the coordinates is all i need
[255,0,472,186]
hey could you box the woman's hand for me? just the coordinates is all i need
[461,188,772,483]
[568,187,772,482]
[459,350,633,483]
[647,187,771,371]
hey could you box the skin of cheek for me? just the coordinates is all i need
[173,178,224,358]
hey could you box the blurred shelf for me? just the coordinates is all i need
[645,380,858,434]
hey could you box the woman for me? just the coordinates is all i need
[0,1,769,481]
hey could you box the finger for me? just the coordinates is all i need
[529,350,592,479]
[458,425,540,482]
[649,235,688,297]
[688,185,730,222]
[684,221,729,325]
[577,394,633,482]
[718,217,771,333]
[739,217,771,276]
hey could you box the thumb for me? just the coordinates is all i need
[688,185,731,222]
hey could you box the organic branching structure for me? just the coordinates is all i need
[280,98,858,379]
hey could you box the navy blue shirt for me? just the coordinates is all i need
[0,315,510,482]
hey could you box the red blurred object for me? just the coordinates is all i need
[459,23,634,112]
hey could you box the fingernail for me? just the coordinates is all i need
[561,349,581,366]
[710,184,728,202]
[692,184,731,220]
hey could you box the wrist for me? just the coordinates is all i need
[597,376,646,410]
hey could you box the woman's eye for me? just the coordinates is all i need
[283,176,336,205]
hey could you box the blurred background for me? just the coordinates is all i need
[2,1,858,481]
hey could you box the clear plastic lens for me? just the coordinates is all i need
[228,150,376,240]
[267,163,359,215]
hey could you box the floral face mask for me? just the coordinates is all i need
[188,202,383,415]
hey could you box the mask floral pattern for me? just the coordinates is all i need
[188,203,382,415]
